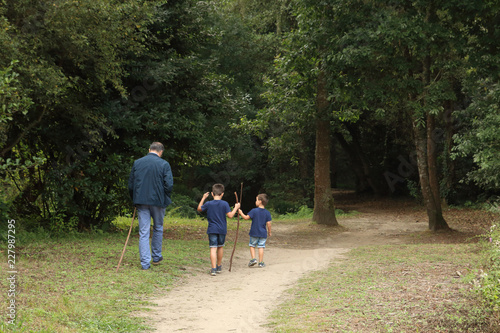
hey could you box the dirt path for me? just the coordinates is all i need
[146,194,432,332]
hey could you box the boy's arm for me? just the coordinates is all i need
[267,221,272,237]
[227,202,241,218]
[237,209,251,220]
[197,192,210,212]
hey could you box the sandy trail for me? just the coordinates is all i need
[152,246,349,332]
[146,203,427,333]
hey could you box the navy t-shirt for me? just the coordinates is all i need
[248,208,272,238]
[201,200,231,235]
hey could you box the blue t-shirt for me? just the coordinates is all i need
[248,208,272,238]
[201,200,231,235]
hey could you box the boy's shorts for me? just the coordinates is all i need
[249,236,267,248]
[208,233,226,248]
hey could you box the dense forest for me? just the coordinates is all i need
[1,0,499,233]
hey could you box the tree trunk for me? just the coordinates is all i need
[417,30,449,231]
[426,113,443,212]
[412,116,449,231]
[312,69,338,226]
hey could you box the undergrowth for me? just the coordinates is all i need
[473,222,500,312]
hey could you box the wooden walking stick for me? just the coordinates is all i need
[116,207,136,273]
[229,183,243,272]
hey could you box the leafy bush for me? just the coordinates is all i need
[166,194,198,218]
[453,80,500,191]
[272,205,313,219]
[271,199,302,215]
[474,223,500,311]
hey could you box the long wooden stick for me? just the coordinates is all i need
[229,183,243,272]
[116,207,136,273]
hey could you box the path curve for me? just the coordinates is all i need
[145,199,428,333]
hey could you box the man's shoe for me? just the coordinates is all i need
[258,262,266,268]
[216,265,222,274]
[248,258,257,267]
[152,257,163,265]
[210,268,217,276]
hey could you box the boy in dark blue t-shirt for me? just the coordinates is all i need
[197,183,240,276]
[238,193,272,268]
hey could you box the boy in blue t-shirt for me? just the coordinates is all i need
[197,183,240,276]
[238,193,272,268]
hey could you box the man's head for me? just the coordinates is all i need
[212,183,225,197]
[256,193,269,207]
[149,142,164,156]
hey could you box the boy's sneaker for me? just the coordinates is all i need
[258,262,266,268]
[216,265,222,274]
[210,268,217,276]
[248,258,257,267]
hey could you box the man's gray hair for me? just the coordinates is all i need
[150,142,165,152]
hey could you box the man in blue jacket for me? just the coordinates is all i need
[128,142,173,270]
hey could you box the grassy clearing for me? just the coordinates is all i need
[0,218,209,333]
[0,213,263,332]
[269,242,498,332]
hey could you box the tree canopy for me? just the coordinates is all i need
[0,0,498,232]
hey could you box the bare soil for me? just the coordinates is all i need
[143,191,496,332]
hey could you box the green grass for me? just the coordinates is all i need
[269,243,497,333]
[270,205,359,221]
[0,226,208,332]
[112,215,243,232]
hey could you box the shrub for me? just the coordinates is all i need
[165,194,198,218]
[475,224,500,311]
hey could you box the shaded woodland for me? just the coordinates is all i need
[1,0,499,232]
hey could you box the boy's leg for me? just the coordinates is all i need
[210,247,218,268]
[250,246,256,259]
[257,238,267,267]
[217,246,223,266]
[258,247,264,263]
[150,206,166,263]
[208,234,218,269]
[137,205,152,270]
[248,237,258,266]
[216,234,225,270]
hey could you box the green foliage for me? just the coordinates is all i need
[0,0,154,230]
[271,200,304,215]
[0,0,262,231]
[0,0,499,233]
[166,194,198,219]
[453,79,500,191]
[0,60,32,145]
[474,224,500,311]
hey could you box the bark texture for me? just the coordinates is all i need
[312,70,338,226]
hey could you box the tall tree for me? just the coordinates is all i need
[0,0,257,229]
[301,0,496,230]
[312,68,337,225]
[452,0,500,193]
